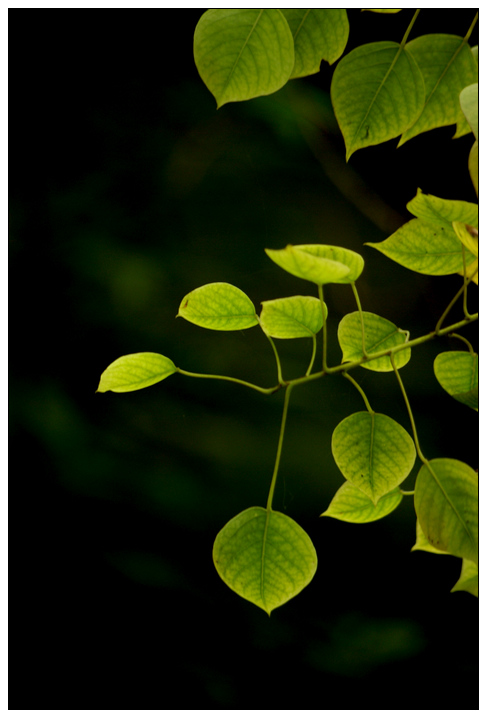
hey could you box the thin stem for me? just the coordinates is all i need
[449,333,475,355]
[390,354,428,465]
[461,245,477,320]
[343,372,373,414]
[400,489,415,496]
[464,11,478,42]
[351,282,368,358]
[400,9,420,48]
[318,284,329,371]
[435,272,477,333]
[176,368,279,395]
[264,333,285,385]
[305,334,317,376]
[266,384,293,510]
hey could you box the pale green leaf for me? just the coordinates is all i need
[406,189,478,228]
[434,351,478,410]
[193,9,294,108]
[281,9,349,78]
[265,244,364,285]
[414,459,478,564]
[411,520,450,555]
[332,412,416,504]
[331,41,424,160]
[97,352,177,393]
[451,558,478,597]
[322,482,402,523]
[452,222,478,257]
[260,295,324,339]
[459,83,478,139]
[338,311,411,372]
[177,282,258,331]
[213,507,317,615]
[471,46,478,64]
[398,34,478,146]
[468,139,479,196]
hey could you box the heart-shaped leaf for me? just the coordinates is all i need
[260,295,324,338]
[411,520,450,555]
[338,311,411,371]
[322,482,403,523]
[451,558,478,597]
[178,282,258,331]
[281,9,349,78]
[97,352,177,393]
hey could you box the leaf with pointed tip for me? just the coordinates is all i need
[213,507,317,615]
[322,482,402,523]
[398,34,478,146]
[260,296,324,338]
[434,351,478,410]
[338,311,411,371]
[406,189,478,228]
[331,41,424,160]
[332,412,416,504]
[411,520,450,555]
[415,459,478,564]
[97,352,177,393]
[178,282,258,331]
[193,9,294,108]
[451,559,478,597]
[281,9,349,78]
[265,244,363,285]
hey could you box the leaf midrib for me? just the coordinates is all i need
[220,9,264,102]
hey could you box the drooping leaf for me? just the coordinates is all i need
[406,189,478,228]
[451,558,478,597]
[331,41,424,160]
[322,482,403,523]
[411,520,450,555]
[398,34,478,146]
[97,352,177,393]
[414,459,478,564]
[332,412,416,504]
[281,9,349,78]
[265,244,364,285]
[459,83,478,138]
[213,507,318,615]
[338,311,411,371]
[177,282,259,331]
[193,9,294,108]
[434,351,478,410]
[260,295,324,338]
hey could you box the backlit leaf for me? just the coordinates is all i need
[338,311,411,371]
[177,282,259,331]
[468,139,479,196]
[281,9,349,78]
[193,9,294,108]
[265,244,364,285]
[414,459,478,564]
[459,83,478,138]
[331,41,424,160]
[322,482,402,523]
[451,558,478,597]
[97,352,177,393]
[213,507,317,615]
[260,295,324,338]
[406,189,478,228]
[332,411,416,504]
[434,351,478,410]
[411,520,450,555]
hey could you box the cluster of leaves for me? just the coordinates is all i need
[97,9,478,613]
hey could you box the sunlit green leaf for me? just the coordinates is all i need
[415,459,478,564]
[193,9,294,108]
[434,351,478,410]
[260,296,324,338]
[406,189,478,228]
[338,311,411,371]
[97,352,177,393]
[281,9,349,78]
[322,482,403,523]
[411,520,450,555]
[265,244,363,285]
[332,412,416,504]
[459,83,478,138]
[468,139,479,196]
[177,282,259,331]
[398,34,478,146]
[451,558,478,597]
[331,41,424,160]
[213,507,317,615]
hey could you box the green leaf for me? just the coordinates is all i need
[406,189,478,228]
[322,482,403,523]
[331,41,424,160]
[468,139,479,196]
[338,311,411,372]
[451,558,478,597]
[411,520,450,555]
[193,9,294,108]
[265,244,364,285]
[281,9,349,78]
[362,9,402,13]
[332,412,416,504]
[260,295,324,338]
[97,352,177,393]
[177,282,259,331]
[434,351,478,410]
[213,507,317,615]
[459,83,478,138]
[398,34,478,146]
[414,459,478,564]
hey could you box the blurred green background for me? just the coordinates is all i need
[10,9,478,709]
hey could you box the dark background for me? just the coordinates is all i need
[10,9,478,709]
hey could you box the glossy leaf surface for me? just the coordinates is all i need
[213,507,317,615]
[332,412,416,504]
[414,459,478,564]
[281,9,349,78]
[322,482,402,523]
[266,244,363,285]
[451,559,478,597]
[193,9,294,108]
[178,282,258,331]
[97,352,177,393]
[260,295,324,338]
[338,311,411,371]
[331,41,424,159]
[434,351,478,410]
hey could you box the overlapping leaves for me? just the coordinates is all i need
[338,311,411,371]
[322,482,403,523]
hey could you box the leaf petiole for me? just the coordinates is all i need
[390,354,427,465]
[266,384,293,510]
[343,371,373,414]
[176,368,279,395]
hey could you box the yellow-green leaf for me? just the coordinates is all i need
[281,9,349,78]
[97,352,177,393]
[338,311,411,372]
[459,83,478,139]
[260,296,324,338]
[434,351,478,410]
[451,558,478,597]
[177,282,259,331]
[407,189,478,228]
[322,482,403,523]
[411,520,450,555]
[265,244,364,285]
